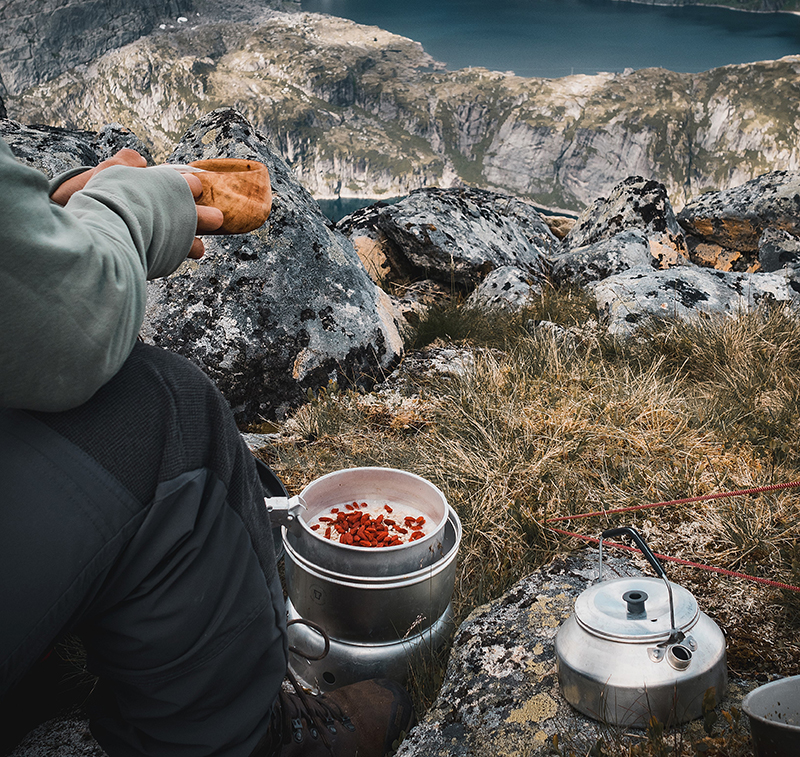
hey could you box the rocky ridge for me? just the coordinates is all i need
[5,13,800,214]
[0,0,194,96]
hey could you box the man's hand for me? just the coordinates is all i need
[51,148,224,259]
[50,148,148,205]
[182,173,224,259]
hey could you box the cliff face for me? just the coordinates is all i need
[0,0,297,96]
[6,13,800,212]
[0,0,194,95]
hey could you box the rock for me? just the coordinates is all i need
[542,215,576,241]
[350,232,394,284]
[141,108,403,423]
[0,0,195,95]
[241,431,281,452]
[382,345,478,384]
[395,550,613,757]
[759,227,800,274]
[0,120,98,176]
[0,93,6,119]
[550,229,654,286]
[591,264,800,337]
[8,711,106,756]
[465,266,541,311]
[683,235,755,273]
[0,119,153,176]
[616,0,791,8]
[92,122,154,163]
[385,279,452,331]
[677,170,800,252]
[526,319,600,353]
[395,549,754,757]
[560,176,688,268]
[337,187,555,289]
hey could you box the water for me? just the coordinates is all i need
[316,196,402,222]
[300,0,800,78]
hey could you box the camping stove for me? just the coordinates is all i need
[268,467,461,692]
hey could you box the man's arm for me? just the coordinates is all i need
[0,139,200,411]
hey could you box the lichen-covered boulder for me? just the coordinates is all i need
[465,266,541,311]
[337,188,555,289]
[0,119,152,176]
[591,265,800,337]
[560,176,687,268]
[677,170,800,252]
[550,229,655,286]
[396,551,641,757]
[142,108,403,422]
[758,227,800,281]
[684,234,756,273]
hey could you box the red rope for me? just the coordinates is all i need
[549,528,800,593]
[545,480,800,523]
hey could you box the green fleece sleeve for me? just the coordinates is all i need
[0,138,198,411]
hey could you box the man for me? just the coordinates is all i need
[0,138,412,756]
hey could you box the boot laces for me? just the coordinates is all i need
[269,668,353,754]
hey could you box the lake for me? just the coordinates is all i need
[300,0,800,78]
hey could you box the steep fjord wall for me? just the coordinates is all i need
[6,13,800,212]
[0,0,196,95]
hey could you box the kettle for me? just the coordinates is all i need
[555,527,727,727]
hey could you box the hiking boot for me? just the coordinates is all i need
[252,674,414,757]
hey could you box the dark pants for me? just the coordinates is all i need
[0,343,288,756]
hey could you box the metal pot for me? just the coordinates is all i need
[286,503,461,691]
[286,600,454,692]
[267,467,450,577]
[742,675,800,757]
[284,505,461,642]
[555,527,727,728]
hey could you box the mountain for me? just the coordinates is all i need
[5,12,800,213]
[0,0,297,96]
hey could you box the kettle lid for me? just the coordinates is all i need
[574,576,700,643]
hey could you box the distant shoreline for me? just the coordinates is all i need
[301,0,800,80]
[620,0,800,15]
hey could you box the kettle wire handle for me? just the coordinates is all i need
[599,526,682,644]
[600,526,667,579]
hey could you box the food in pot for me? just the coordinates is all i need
[306,501,428,547]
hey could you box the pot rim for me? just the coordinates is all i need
[295,466,449,554]
[742,675,800,732]
[284,507,461,589]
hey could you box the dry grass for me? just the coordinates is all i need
[253,291,800,752]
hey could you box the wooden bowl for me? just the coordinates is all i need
[188,158,272,234]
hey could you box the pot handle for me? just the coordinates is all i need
[264,494,307,533]
[600,526,667,579]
